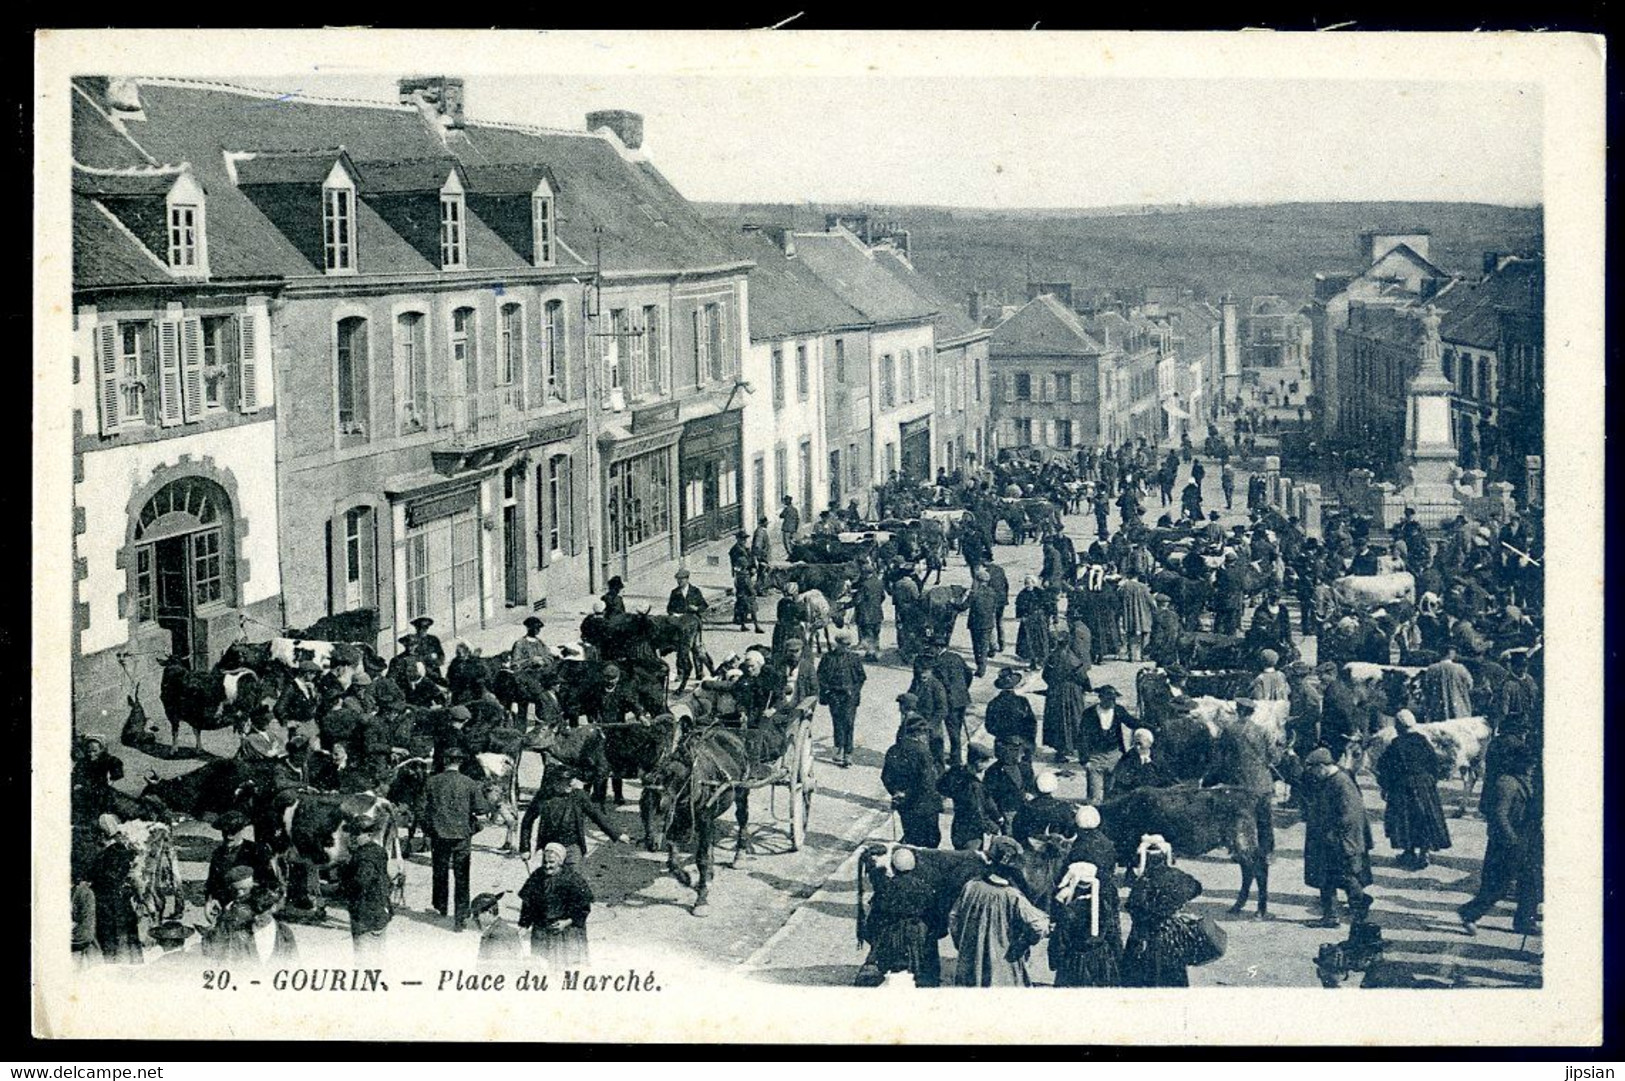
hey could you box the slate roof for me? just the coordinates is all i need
[869,248,981,342]
[729,229,869,340]
[990,294,1107,357]
[354,157,465,194]
[789,231,938,326]
[71,167,185,198]
[73,193,173,287]
[71,84,155,170]
[1439,259,1542,349]
[232,149,353,186]
[70,78,747,288]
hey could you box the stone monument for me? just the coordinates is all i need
[1387,305,1467,528]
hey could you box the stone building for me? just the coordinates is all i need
[70,79,285,733]
[987,294,1116,452]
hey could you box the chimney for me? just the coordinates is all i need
[104,77,145,120]
[587,110,644,151]
[399,76,466,131]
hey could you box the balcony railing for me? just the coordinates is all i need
[431,386,531,449]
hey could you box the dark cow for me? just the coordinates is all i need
[160,657,260,750]
[1178,632,1252,673]
[763,561,862,600]
[385,756,434,855]
[1098,784,1276,917]
[582,611,706,693]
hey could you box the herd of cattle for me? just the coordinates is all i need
[85,471,1513,943]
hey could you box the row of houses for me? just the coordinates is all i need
[68,75,1013,731]
[1310,231,1544,491]
[67,74,1247,733]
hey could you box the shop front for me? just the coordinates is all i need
[390,473,495,641]
[601,404,684,587]
[679,408,744,552]
[899,415,932,483]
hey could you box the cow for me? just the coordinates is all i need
[1333,572,1417,611]
[799,588,838,654]
[1366,716,1492,818]
[384,756,433,855]
[159,656,260,751]
[763,561,862,601]
[471,752,522,853]
[1098,784,1276,917]
[139,758,272,824]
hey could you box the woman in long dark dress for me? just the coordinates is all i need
[1040,639,1090,762]
[1120,864,1226,988]
[856,848,943,987]
[1049,806,1123,987]
[518,843,594,966]
[1375,710,1453,869]
[1014,576,1054,670]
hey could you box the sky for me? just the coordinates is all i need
[228,73,1543,210]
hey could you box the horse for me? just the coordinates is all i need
[641,718,793,915]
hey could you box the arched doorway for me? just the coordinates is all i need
[131,475,236,668]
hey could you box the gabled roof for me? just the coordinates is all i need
[729,229,869,340]
[1440,258,1543,349]
[869,248,982,342]
[789,230,938,326]
[990,294,1106,357]
[1369,242,1450,283]
[69,78,751,288]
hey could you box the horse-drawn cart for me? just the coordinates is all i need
[743,696,819,851]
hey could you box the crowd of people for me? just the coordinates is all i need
[68,421,1544,986]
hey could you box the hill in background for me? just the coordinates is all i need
[697,201,1543,310]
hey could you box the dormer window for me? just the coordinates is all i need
[324,185,354,272]
[532,180,555,267]
[440,171,466,270]
[168,204,198,268]
[162,171,208,278]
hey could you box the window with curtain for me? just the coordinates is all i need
[397,311,428,433]
[335,316,369,443]
[545,300,566,402]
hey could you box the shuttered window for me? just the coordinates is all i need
[157,319,183,427]
[237,311,263,413]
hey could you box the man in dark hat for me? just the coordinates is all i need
[750,516,774,591]
[204,810,280,911]
[817,628,866,768]
[929,638,974,767]
[729,530,764,633]
[401,616,446,673]
[937,743,1001,850]
[511,615,550,669]
[424,745,494,931]
[601,576,627,617]
[1302,747,1374,929]
[985,667,1038,764]
[907,654,951,768]
[779,494,802,558]
[882,715,943,849]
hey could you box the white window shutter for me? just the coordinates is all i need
[1003,373,1015,404]
[1071,375,1083,404]
[181,317,205,421]
[238,311,261,413]
[157,319,183,427]
[95,324,120,436]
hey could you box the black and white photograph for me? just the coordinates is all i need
[31,28,1605,1045]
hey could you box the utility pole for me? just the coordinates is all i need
[584,225,648,591]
